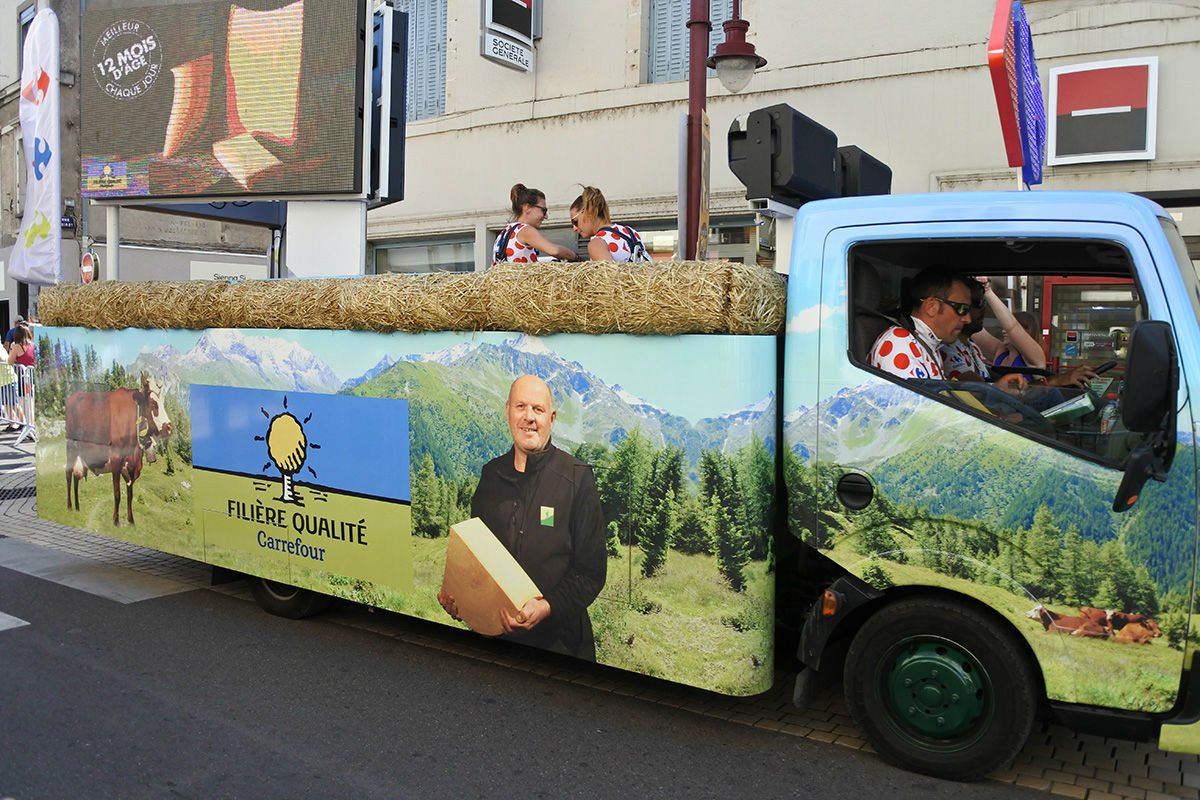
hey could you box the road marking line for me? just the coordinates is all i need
[0,538,197,603]
[0,610,29,631]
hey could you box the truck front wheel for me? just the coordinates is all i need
[842,596,1037,781]
[248,577,332,619]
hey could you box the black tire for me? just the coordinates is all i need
[842,596,1037,781]
[248,577,332,620]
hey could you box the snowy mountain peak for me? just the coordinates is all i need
[428,342,472,366]
[506,333,554,357]
[180,329,339,392]
[611,384,668,415]
[720,390,775,420]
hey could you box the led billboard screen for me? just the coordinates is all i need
[81,0,365,200]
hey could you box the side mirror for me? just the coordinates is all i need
[1121,320,1177,432]
[1113,320,1178,512]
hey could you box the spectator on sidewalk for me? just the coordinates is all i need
[4,315,24,346]
[6,324,33,432]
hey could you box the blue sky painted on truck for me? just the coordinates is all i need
[45,327,775,423]
[191,384,411,501]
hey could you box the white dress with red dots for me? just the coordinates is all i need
[493,222,539,263]
[869,318,944,380]
[591,224,649,262]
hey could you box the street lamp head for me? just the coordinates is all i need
[707,17,766,94]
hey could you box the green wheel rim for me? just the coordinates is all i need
[881,636,992,742]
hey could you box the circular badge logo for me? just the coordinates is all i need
[92,19,162,100]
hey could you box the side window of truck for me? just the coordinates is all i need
[847,238,1145,467]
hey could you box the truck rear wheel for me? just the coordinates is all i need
[842,596,1036,781]
[248,577,332,619]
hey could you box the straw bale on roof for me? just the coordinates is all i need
[38,261,786,336]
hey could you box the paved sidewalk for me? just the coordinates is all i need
[2,429,1199,798]
[0,433,209,587]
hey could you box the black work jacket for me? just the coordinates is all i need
[471,443,606,660]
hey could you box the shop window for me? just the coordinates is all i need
[375,235,473,274]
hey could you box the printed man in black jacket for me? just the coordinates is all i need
[440,374,607,660]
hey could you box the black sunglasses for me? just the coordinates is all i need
[533,205,548,215]
[922,296,972,317]
[570,215,581,228]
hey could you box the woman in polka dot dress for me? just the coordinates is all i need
[569,186,652,263]
[493,183,581,264]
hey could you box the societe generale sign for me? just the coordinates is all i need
[481,0,533,72]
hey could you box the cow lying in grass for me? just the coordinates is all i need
[1026,605,1162,643]
[1026,605,1109,638]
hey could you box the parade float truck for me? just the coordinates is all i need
[33,188,1200,780]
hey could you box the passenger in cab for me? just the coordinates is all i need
[569,186,652,262]
[973,278,1097,390]
[970,278,1046,371]
[493,183,581,264]
[942,278,999,381]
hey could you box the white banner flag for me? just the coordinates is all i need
[9,8,61,286]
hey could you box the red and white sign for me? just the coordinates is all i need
[80,250,96,284]
[1049,57,1157,165]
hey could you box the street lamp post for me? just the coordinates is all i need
[683,0,766,260]
[683,0,710,262]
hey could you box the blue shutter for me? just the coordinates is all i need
[648,0,734,84]
[709,0,733,72]
[398,0,446,120]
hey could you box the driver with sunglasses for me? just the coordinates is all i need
[869,267,1025,393]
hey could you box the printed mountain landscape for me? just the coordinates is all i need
[784,376,1196,596]
[126,329,774,481]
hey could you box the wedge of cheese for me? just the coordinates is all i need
[441,517,540,636]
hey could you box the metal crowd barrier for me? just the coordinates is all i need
[0,364,35,445]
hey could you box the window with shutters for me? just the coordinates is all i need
[397,0,446,120]
[647,0,733,84]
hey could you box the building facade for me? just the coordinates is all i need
[370,0,1200,272]
[3,0,1200,315]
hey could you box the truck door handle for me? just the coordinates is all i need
[837,473,875,510]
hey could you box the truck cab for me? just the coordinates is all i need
[783,190,1198,779]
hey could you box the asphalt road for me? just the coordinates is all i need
[0,562,1053,800]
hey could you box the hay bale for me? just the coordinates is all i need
[39,280,232,329]
[36,261,787,335]
[727,262,787,334]
[341,273,489,332]
[35,283,84,326]
[217,277,346,329]
[482,260,741,335]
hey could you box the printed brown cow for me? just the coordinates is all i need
[65,375,173,525]
[1025,605,1109,638]
[1113,621,1159,644]
[1078,606,1111,630]
[1108,611,1162,638]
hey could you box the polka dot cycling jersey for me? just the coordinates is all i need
[592,224,649,262]
[941,337,990,380]
[494,222,539,263]
[869,323,943,380]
